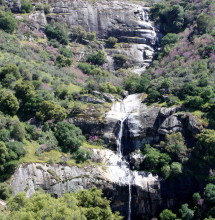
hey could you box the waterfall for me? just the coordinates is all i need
[115,102,132,220]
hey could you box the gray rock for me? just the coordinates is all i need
[103,93,115,103]
[187,114,203,135]
[158,114,182,135]
[79,95,105,104]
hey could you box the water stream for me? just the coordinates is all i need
[115,102,132,220]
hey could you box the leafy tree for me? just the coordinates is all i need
[38,130,58,152]
[0,64,21,80]
[197,13,215,34]
[45,22,69,45]
[55,122,85,152]
[6,141,25,160]
[11,122,25,142]
[179,204,194,220]
[15,81,35,101]
[142,145,171,174]
[0,92,19,116]
[0,142,8,170]
[106,37,118,48]
[99,82,117,94]
[0,10,17,33]
[147,86,160,103]
[0,129,10,142]
[87,50,106,66]
[160,209,177,220]
[55,55,72,67]
[161,33,180,47]
[36,100,67,121]
[204,184,215,204]
[113,54,128,68]
[170,162,182,175]
[72,148,92,163]
[193,192,201,205]
[161,133,187,159]
[195,130,215,166]
[21,0,33,13]
[0,182,12,200]
[78,62,95,75]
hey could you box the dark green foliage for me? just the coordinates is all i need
[179,204,194,220]
[11,122,25,142]
[0,142,8,170]
[55,122,85,152]
[15,81,35,101]
[72,148,92,163]
[78,62,95,75]
[99,82,117,94]
[160,209,177,220]
[0,92,19,116]
[55,55,72,67]
[45,22,69,45]
[113,54,128,68]
[5,141,25,160]
[36,100,67,121]
[21,0,33,13]
[0,183,12,200]
[0,10,17,33]
[70,26,96,42]
[6,189,122,219]
[0,129,10,142]
[59,47,73,58]
[196,13,215,34]
[86,50,106,66]
[38,130,58,152]
[106,37,118,48]
[204,184,215,204]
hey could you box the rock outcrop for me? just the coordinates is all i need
[103,94,203,154]
[10,149,160,219]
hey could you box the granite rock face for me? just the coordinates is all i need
[103,94,203,154]
[10,149,160,219]
[29,0,158,73]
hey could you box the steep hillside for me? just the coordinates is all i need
[0,0,214,219]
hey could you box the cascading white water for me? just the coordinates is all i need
[115,102,132,220]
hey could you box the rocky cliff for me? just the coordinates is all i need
[26,0,158,73]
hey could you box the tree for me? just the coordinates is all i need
[11,122,25,142]
[160,209,177,220]
[0,183,12,200]
[179,204,194,220]
[0,64,21,80]
[106,37,118,48]
[45,22,69,45]
[161,133,187,159]
[113,54,128,68]
[195,130,215,166]
[0,92,19,116]
[15,81,35,101]
[0,142,8,170]
[87,50,106,66]
[197,13,215,34]
[21,0,33,13]
[204,184,215,204]
[0,10,17,33]
[55,122,85,152]
[170,162,182,175]
[36,101,67,121]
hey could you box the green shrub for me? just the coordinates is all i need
[45,22,69,45]
[0,92,19,116]
[72,148,92,163]
[78,63,95,74]
[106,37,118,48]
[11,122,25,142]
[55,55,72,67]
[6,141,25,160]
[99,82,117,94]
[36,100,67,121]
[113,54,128,68]
[0,10,17,33]
[0,182,12,200]
[87,50,106,66]
[160,209,177,220]
[55,122,85,153]
[21,0,33,13]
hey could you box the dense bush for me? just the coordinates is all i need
[45,22,69,45]
[55,122,85,152]
[0,10,17,33]
[5,189,122,219]
[113,54,128,68]
[86,50,106,66]
[106,37,118,48]
[0,92,19,116]
[21,0,33,13]
[36,100,67,121]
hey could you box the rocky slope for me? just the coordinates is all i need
[10,94,203,219]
